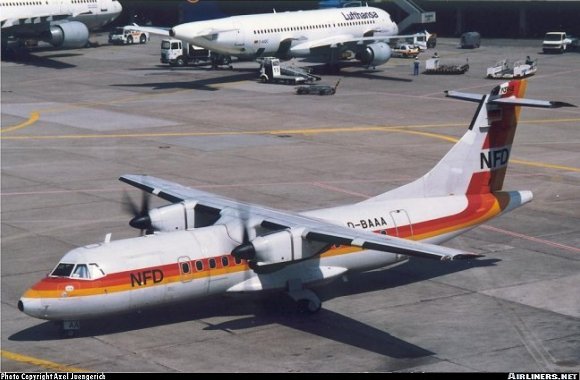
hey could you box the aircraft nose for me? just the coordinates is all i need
[18,297,47,319]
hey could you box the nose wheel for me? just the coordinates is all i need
[58,320,80,337]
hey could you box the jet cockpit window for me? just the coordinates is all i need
[71,264,89,279]
[50,263,75,277]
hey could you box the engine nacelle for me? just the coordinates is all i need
[43,21,89,48]
[232,228,330,267]
[148,201,197,232]
[356,42,391,67]
[251,230,297,265]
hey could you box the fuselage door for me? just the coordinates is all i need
[232,21,245,52]
[178,256,194,283]
[389,209,414,238]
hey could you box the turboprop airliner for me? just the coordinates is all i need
[1,0,122,50]
[18,80,574,335]
[135,5,408,70]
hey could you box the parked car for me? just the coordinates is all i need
[392,44,420,58]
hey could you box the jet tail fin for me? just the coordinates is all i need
[366,79,575,202]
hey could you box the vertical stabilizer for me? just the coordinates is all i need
[366,80,574,202]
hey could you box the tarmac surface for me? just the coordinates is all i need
[1,34,579,373]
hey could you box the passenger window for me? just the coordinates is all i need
[71,264,89,279]
[234,256,242,265]
[209,258,216,269]
[195,261,203,271]
[221,256,229,267]
[50,263,75,277]
[181,262,191,274]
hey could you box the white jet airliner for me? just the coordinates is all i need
[137,5,407,69]
[18,80,574,335]
[1,0,122,49]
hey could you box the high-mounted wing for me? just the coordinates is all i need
[120,175,481,262]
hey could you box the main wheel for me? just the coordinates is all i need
[297,299,322,314]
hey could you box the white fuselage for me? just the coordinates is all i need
[0,0,122,31]
[169,7,398,59]
[20,192,514,321]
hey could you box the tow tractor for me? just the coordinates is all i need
[259,57,321,85]
[296,79,341,96]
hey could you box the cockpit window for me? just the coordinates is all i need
[50,263,75,277]
[89,263,105,279]
[71,264,89,279]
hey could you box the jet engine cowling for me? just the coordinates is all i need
[356,42,392,67]
[43,21,89,48]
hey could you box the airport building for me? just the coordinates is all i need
[115,0,580,38]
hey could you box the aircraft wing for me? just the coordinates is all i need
[291,33,425,52]
[130,23,238,38]
[1,13,72,28]
[129,24,171,36]
[120,175,481,261]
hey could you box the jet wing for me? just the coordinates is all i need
[2,13,72,28]
[120,174,481,261]
[129,24,171,37]
[290,33,425,52]
[130,23,238,39]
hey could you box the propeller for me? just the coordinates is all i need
[231,207,257,261]
[122,191,153,235]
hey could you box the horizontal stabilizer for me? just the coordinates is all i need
[444,90,484,103]
[445,90,576,108]
[490,98,576,108]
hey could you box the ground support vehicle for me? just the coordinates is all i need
[423,58,469,75]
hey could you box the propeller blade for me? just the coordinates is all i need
[122,191,153,235]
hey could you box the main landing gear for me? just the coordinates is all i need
[287,279,322,314]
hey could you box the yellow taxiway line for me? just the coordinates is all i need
[1,349,90,372]
[1,118,578,173]
[0,112,40,134]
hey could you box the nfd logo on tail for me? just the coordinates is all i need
[480,147,510,170]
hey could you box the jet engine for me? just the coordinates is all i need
[42,21,89,48]
[356,42,391,67]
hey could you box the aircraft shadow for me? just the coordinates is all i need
[9,257,498,359]
[112,70,259,91]
[1,51,78,69]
